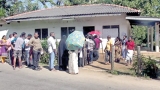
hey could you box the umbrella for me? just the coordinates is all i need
[89,30,100,35]
[66,31,85,50]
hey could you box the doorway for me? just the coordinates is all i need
[83,26,95,36]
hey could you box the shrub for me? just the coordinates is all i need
[133,55,159,78]
[40,39,49,64]
[40,39,59,65]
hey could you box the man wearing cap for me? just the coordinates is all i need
[24,34,32,67]
[104,35,113,65]
[13,32,26,70]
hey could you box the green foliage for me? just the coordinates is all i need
[0,0,56,16]
[133,55,159,78]
[40,52,50,64]
[41,39,48,52]
[131,26,147,45]
[40,39,49,64]
[0,7,5,18]
[64,0,88,6]
[40,39,59,65]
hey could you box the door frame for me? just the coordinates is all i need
[83,26,95,36]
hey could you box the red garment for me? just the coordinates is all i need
[126,40,135,50]
[94,38,102,49]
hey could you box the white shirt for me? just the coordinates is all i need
[24,39,30,50]
[11,37,14,41]
[47,36,56,53]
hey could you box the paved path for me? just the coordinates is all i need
[0,64,160,90]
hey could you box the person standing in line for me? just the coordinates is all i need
[68,50,79,75]
[87,35,95,64]
[13,32,26,70]
[28,32,43,71]
[47,32,57,71]
[6,34,13,65]
[122,35,128,60]
[24,34,32,67]
[78,48,84,67]
[0,35,7,64]
[58,35,69,71]
[11,32,18,65]
[93,35,102,61]
[114,37,122,63]
[125,36,135,66]
[7,34,12,51]
[104,36,113,65]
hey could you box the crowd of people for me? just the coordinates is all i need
[104,35,135,66]
[0,31,135,75]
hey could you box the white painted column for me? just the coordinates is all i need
[147,28,150,48]
[151,27,154,51]
[155,22,159,52]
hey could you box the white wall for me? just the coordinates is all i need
[0,14,128,51]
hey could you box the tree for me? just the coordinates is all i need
[64,0,96,6]
[39,0,56,8]
[0,0,57,16]
[25,0,39,12]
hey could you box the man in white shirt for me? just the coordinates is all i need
[25,34,32,67]
[47,32,57,71]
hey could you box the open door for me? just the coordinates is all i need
[83,26,95,36]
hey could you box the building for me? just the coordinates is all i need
[0,4,141,52]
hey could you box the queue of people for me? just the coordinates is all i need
[0,31,135,75]
[104,35,135,66]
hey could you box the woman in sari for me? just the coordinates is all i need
[114,37,122,63]
[68,50,79,75]
[0,35,7,63]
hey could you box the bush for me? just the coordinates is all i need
[133,55,159,78]
[40,39,59,65]
[40,39,49,64]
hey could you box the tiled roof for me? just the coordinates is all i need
[5,4,140,21]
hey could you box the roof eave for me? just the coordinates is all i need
[6,12,139,22]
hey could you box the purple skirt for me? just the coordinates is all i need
[0,46,7,56]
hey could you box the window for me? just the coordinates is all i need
[103,25,110,29]
[35,28,48,39]
[102,25,120,37]
[111,25,119,28]
[61,27,75,38]
[103,25,119,29]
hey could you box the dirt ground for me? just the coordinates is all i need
[83,54,133,75]
[48,51,160,73]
